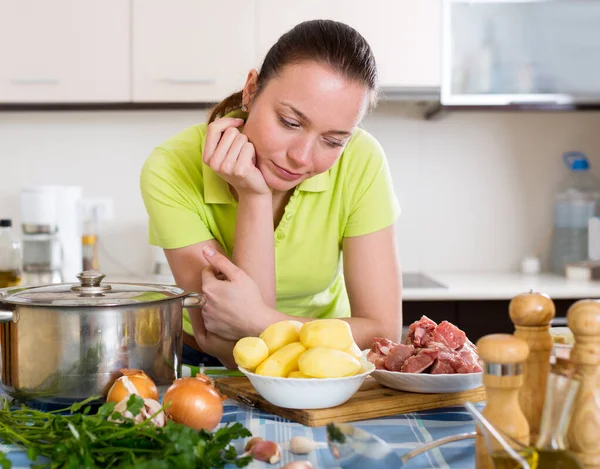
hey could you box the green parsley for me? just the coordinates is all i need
[0,395,252,469]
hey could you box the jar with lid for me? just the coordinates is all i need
[0,219,23,288]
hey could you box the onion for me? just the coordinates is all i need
[106,368,159,403]
[162,374,225,431]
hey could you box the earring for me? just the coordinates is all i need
[241,104,248,112]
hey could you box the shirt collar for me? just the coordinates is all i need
[202,110,330,204]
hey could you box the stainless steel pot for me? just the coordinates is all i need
[0,271,203,405]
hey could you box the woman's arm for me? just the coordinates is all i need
[232,194,276,308]
[202,118,277,308]
[340,224,403,348]
[164,240,238,367]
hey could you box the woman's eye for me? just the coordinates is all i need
[278,116,300,129]
[324,139,344,148]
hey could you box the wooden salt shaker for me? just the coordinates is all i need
[509,291,555,442]
[567,300,600,468]
[476,334,530,469]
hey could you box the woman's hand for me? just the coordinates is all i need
[203,117,270,197]
[200,245,274,340]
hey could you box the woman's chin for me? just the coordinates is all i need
[264,174,299,193]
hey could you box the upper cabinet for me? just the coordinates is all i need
[256,0,441,90]
[132,0,257,102]
[0,0,440,104]
[0,0,129,102]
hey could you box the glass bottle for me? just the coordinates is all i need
[475,358,584,469]
[0,219,22,288]
[82,234,99,271]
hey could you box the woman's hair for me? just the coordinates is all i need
[208,19,378,123]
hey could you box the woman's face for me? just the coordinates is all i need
[242,61,370,193]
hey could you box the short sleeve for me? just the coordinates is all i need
[140,149,214,249]
[342,133,401,238]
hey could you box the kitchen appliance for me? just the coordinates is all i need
[0,271,202,405]
[442,0,600,108]
[20,185,83,285]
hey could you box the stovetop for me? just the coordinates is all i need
[403,272,447,289]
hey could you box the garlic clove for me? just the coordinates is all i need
[142,398,166,427]
[289,436,316,454]
[249,440,281,464]
[281,462,313,469]
[244,436,264,452]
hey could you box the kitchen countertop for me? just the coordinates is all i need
[403,271,600,301]
[108,270,600,302]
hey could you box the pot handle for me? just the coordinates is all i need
[183,293,206,309]
[0,310,13,322]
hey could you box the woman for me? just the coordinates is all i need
[140,19,402,369]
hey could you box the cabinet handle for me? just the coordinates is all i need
[10,78,59,85]
[161,77,215,85]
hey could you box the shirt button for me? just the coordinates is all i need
[285,213,293,221]
[276,232,286,241]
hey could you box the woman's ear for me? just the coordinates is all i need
[242,69,259,111]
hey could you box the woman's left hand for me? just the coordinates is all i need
[200,246,272,341]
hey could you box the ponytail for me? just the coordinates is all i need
[208,90,244,123]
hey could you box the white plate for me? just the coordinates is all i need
[362,350,483,394]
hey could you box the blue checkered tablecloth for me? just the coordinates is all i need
[1,398,481,469]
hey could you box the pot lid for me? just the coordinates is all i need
[0,271,187,307]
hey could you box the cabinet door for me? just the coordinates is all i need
[256,0,441,89]
[0,0,130,103]
[132,0,256,102]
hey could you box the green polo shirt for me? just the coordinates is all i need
[140,111,400,336]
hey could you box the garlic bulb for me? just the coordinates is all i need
[109,396,166,427]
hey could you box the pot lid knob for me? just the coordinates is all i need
[72,271,112,293]
[77,271,105,287]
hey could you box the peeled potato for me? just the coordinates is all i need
[259,320,303,354]
[288,370,310,379]
[346,342,362,359]
[255,342,306,377]
[299,319,353,351]
[233,337,269,371]
[298,347,362,378]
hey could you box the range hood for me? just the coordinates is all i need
[440,0,600,111]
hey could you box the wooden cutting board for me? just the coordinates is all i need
[215,376,486,427]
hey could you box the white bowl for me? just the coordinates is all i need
[363,350,483,393]
[238,361,375,409]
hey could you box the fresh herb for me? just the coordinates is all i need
[0,395,252,469]
[326,423,346,444]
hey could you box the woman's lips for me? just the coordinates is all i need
[273,162,304,181]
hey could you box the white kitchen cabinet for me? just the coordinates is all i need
[256,0,441,90]
[0,0,130,103]
[132,0,256,102]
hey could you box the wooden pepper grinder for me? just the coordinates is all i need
[476,334,530,469]
[567,299,600,468]
[509,291,555,442]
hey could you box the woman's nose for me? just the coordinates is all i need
[288,137,313,166]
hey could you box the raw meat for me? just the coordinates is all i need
[422,320,467,350]
[403,316,437,347]
[368,316,482,374]
[401,348,438,373]
[383,344,415,372]
[455,341,483,373]
[371,337,395,355]
[367,350,387,369]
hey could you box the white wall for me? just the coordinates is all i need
[1,103,600,277]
